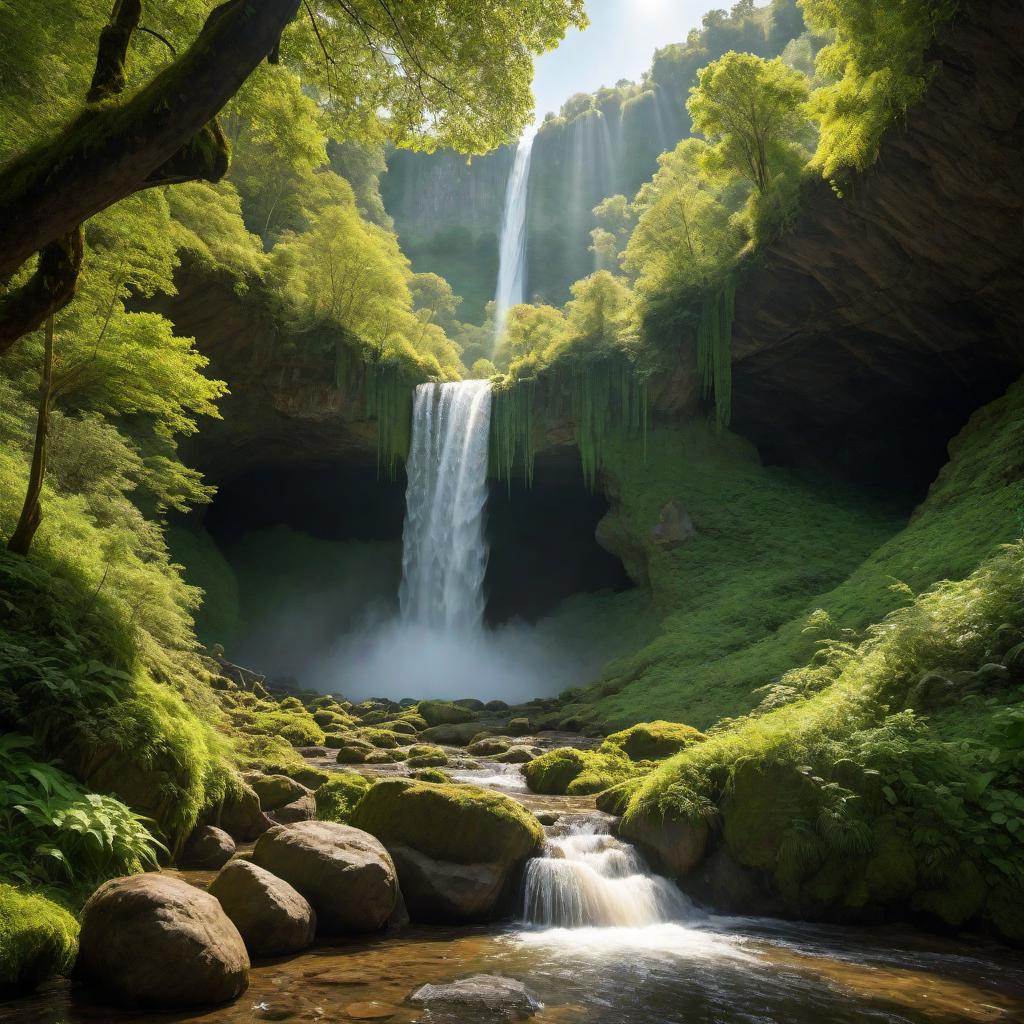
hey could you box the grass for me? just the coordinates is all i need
[556,378,1024,730]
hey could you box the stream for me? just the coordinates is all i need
[9,752,1024,1024]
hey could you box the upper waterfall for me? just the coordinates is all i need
[493,129,536,349]
[400,380,493,632]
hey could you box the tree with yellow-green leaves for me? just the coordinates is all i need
[0,0,587,351]
[687,50,810,196]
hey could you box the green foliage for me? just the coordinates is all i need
[696,275,737,430]
[0,885,79,991]
[802,0,960,181]
[688,51,810,195]
[314,773,371,824]
[0,735,163,889]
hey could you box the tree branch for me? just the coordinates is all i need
[0,0,301,284]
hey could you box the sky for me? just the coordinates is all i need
[531,0,727,124]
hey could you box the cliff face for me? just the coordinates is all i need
[151,270,380,484]
[728,0,1024,487]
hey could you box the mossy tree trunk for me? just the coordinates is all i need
[0,0,300,352]
[8,315,55,556]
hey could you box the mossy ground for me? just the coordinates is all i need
[315,773,371,824]
[554,378,1024,730]
[0,886,79,992]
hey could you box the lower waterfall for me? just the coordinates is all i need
[521,817,693,929]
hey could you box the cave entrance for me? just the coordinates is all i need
[484,450,633,625]
[180,449,633,691]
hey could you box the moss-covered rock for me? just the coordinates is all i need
[413,767,454,784]
[0,886,79,991]
[349,778,543,866]
[468,737,511,756]
[418,701,475,727]
[406,744,449,769]
[359,728,403,749]
[522,747,635,795]
[913,860,988,928]
[493,746,538,764]
[247,773,310,812]
[721,761,820,871]
[382,719,418,736]
[420,722,484,745]
[315,773,371,824]
[619,806,709,878]
[602,720,704,761]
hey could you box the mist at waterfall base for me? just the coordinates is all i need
[306,380,603,704]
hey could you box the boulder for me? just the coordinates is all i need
[349,779,542,923]
[507,718,532,736]
[179,825,235,870]
[218,781,273,841]
[418,700,475,726]
[454,698,485,711]
[0,885,78,992]
[248,774,311,812]
[602,721,704,761]
[467,737,511,756]
[388,844,510,922]
[251,821,397,934]
[208,861,315,958]
[410,975,542,1017]
[419,722,483,745]
[484,700,509,712]
[619,807,708,878]
[77,875,248,1008]
[269,792,316,824]
[290,765,331,790]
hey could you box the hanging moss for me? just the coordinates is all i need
[696,274,736,431]
[491,354,647,490]
[364,361,413,480]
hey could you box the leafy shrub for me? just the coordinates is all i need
[0,735,163,888]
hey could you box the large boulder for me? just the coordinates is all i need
[349,779,543,922]
[179,825,235,870]
[218,781,273,841]
[77,875,249,1008]
[418,700,475,726]
[208,861,315,958]
[388,845,509,922]
[248,774,311,812]
[269,792,316,824]
[619,807,708,878]
[251,821,397,934]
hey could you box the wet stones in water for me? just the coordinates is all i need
[344,1001,401,1020]
[251,821,398,934]
[208,860,316,958]
[535,811,560,826]
[410,975,542,1018]
[493,746,539,764]
[179,824,235,869]
[467,737,511,756]
[387,843,510,922]
[76,874,249,1008]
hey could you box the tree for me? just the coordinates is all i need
[802,0,957,178]
[687,51,809,195]
[0,0,587,350]
[494,303,566,372]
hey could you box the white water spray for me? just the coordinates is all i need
[400,380,492,631]
[521,819,693,929]
[493,129,536,349]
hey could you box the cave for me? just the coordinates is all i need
[195,449,632,685]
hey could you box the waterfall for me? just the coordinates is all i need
[400,380,493,632]
[521,819,693,929]
[493,129,536,349]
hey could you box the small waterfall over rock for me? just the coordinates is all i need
[493,129,536,349]
[521,817,693,929]
[400,380,492,631]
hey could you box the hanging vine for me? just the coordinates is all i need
[696,273,736,431]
